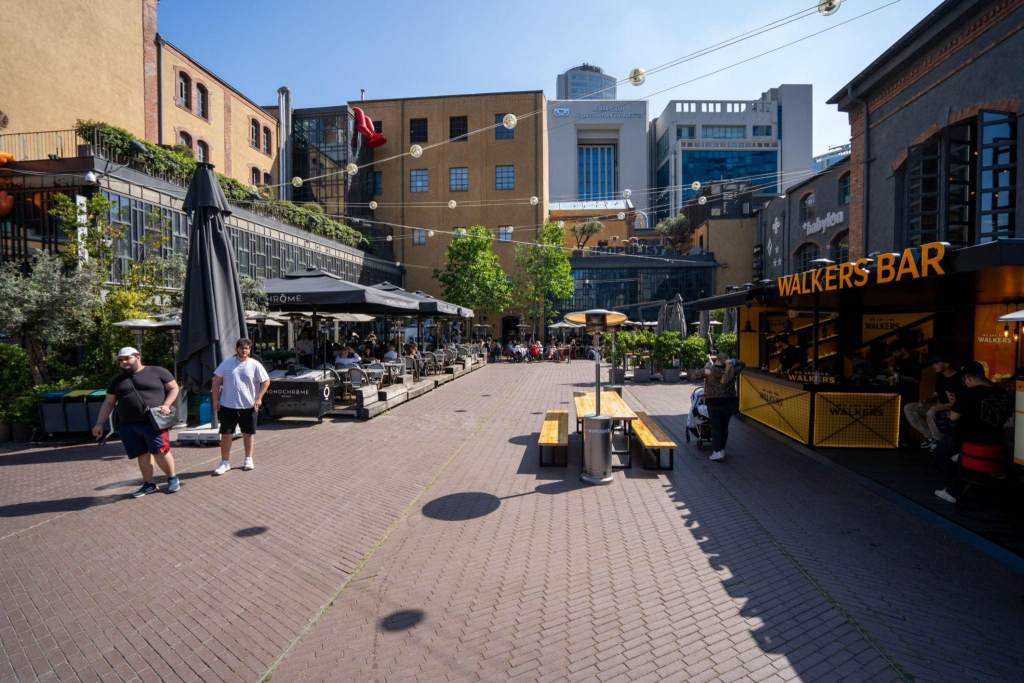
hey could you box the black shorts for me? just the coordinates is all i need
[219,406,257,435]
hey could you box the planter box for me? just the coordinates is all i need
[663,368,682,383]
[0,422,11,443]
[610,368,625,384]
[633,368,651,383]
[11,422,32,443]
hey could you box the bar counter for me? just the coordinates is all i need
[739,370,901,449]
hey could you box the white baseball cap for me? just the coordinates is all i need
[117,347,140,358]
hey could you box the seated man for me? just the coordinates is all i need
[335,347,362,366]
[904,354,960,449]
[383,344,399,360]
[934,361,1013,503]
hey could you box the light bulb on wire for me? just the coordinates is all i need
[345,163,358,176]
[622,189,632,199]
[530,196,539,205]
[628,68,646,86]
[410,144,423,158]
[291,176,303,188]
[1004,323,1011,339]
[369,201,378,210]
[448,200,457,209]
[502,114,517,129]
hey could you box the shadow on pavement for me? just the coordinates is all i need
[0,445,124,466]
[0,494,122,518]
[378,609,424,632]
[422,492,500,521]
[235,526,269,537]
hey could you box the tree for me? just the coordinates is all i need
[0,253,99,383]
[514,222,575,342]
[432,225,512,314]
[655,214,692,249]
[570,219,604,249]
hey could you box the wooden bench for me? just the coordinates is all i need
[631,412,676,471]
[538,410,569,467]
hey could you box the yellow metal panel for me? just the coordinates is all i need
[813,392,901,449]
[739,374,812,444]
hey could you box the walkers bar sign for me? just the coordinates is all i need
[777,242,948,296]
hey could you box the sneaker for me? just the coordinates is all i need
[928,442,939,452]
[934,489,956,503]
[951,453,959,463]
[166,476,180,493]
[213,461,231,476]
[132,482,158,498]
[919,439,934,449]
[709,451,725,461]
[243,457,254,471]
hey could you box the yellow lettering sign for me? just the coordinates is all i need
[877,253,896,283]
[774,242,950,295]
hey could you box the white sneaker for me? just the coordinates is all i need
[243,457,254,471]
[951,454,959,463]
[709,451,725,461]
[934,489,956,503]
[213,461,231,476]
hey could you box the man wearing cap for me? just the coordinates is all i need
[92,348,180,497]
[903,354,961,448]
[211,338,270,475]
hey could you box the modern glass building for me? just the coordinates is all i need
[556,64,617,100]
[577,145,618,201]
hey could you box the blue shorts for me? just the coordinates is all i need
[119,421,171,459]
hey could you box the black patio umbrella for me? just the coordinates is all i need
[177,162,246,395]
[371,282,462,317]
[264,269,421,315]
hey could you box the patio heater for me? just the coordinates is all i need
[564,309,627,485]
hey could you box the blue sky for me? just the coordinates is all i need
[158,0,942,156]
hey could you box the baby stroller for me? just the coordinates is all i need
[686,386,712,449]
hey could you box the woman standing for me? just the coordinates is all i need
[694,349,745,461]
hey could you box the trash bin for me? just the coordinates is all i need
[581,414,614,485]
[187,393,211,426]
[39,391,70,434]
[62,390,94,432]
[87,390,110,431]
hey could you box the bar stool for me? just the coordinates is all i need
[956,442,1010,513]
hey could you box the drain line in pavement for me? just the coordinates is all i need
[257,372,528,683]
[624,388,912,683]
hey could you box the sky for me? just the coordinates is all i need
[157,0,943,156]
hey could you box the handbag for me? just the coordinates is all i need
[127,375,177,431]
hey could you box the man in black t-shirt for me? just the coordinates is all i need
[904,354,961,447]
[778,338,803,373]
[93,347,180,498]
[934,361,1012,503]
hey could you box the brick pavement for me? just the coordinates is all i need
[1,362,1022,682]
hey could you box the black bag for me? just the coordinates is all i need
[127,375,177,431]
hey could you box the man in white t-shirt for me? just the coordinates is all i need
[211,338,271,475]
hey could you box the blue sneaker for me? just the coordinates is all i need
[166,476,180,493]
[132,482,158,498]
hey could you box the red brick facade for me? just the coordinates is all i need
[223,94,232,176]
[142,0,159,142]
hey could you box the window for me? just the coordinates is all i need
[178,131,192,149]
[413,228,426,245]
[978,110,1017,242]
[450,116,468,142]
[752,125,772,137]
[370,171,383,196]
[837,173,850,205]
[946,123,973,245]
[831,232,849,263]
[905,139,939,247]
[263,172,272,186]
[799,193,815,223]
[251,168,261,186]
[409,118,428,144]
[495,114,514,139]
[702,126,745,139]
[498,226,512,242]
[195,84,208,118]
[578,145,617,200]
[250,119,260,148]
[373,121,383,134]
[177,73,191,109]
[449,167,468,192]
[263,127,272,154]
[410,169,428,193]
[793,243,820,272]
[495,165,515,190]
[677,125,695,140]
[196,140,208,163]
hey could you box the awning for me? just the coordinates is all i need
[264,269,421,314]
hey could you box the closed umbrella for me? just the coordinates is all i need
[177,162,246,397]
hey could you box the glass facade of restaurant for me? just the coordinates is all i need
[562,262,715,319]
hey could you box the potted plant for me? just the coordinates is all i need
[653,332,685,382]
[8,395,37,443]
[0,344,32,442]
[632,330,656,382]
[603,330,633,384]
[680,335,709,382]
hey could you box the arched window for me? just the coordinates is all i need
[263,127,272,154]
[177,73,191,109]
[196,140,208,163]
[178,131,192,149]
[793,243,820,272]
[831,231,849,263]
[263,172,272,186]
[250,119,259,148]
[195,84,208,119]
[251,167,261,186]
[799,192,815,222]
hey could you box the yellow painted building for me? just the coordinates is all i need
[549,202,635,250]
[358,92,548,299]
[692,217,756,296]
[0,0,277,187]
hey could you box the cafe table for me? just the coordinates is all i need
[573,390,638,469]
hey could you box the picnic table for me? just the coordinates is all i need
[573,390,637,469]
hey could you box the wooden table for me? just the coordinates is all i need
[573,391,638,469]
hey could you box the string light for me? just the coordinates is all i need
[530,196,539,205]
[617,212,626,220]
[557,221,564,228]
[345,163,358,176]
[698,196,707,205]
[691,181,701,192]
[428,230,435,237]
[448,200,457,209]
[410,144,423,158]
[628,68,646,86]
[369,201,378,210]
[291,177,303,188]
[622,189,632,199]
[502,114,517,129]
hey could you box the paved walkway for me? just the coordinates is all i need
[1,362,1022,682]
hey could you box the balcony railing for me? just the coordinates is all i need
[0,129,88,161]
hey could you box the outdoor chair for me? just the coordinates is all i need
[403,355,420,381]
[366,362,386,386]
[432,351,446,367]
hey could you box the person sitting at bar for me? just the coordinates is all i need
[933,361,1013,504]
[848,348,876,384]
[295,330,314,367]
[778,338,803,373]
[904,354,960,449]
